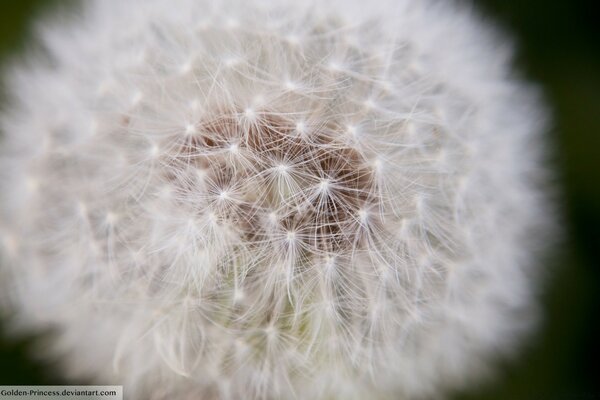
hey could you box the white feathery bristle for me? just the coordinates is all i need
[0,0,552,399]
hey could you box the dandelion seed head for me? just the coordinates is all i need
[0,0,553,399]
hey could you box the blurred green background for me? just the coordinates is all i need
[0,1,598,399]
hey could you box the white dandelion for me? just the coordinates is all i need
[0,0,552,399]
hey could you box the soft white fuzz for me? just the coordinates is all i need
[0,0,551,399]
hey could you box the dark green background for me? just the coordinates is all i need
[0,1,598,399]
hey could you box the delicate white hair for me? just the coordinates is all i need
[0,0,552,399]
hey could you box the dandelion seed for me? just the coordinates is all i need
[284,80,297,91]
[184,123,197,136]
[228,143,239,154]
[295,121,306,135]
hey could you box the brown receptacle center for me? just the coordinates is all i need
[168,109,379,256]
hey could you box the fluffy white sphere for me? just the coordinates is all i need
[0,0,551,399]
